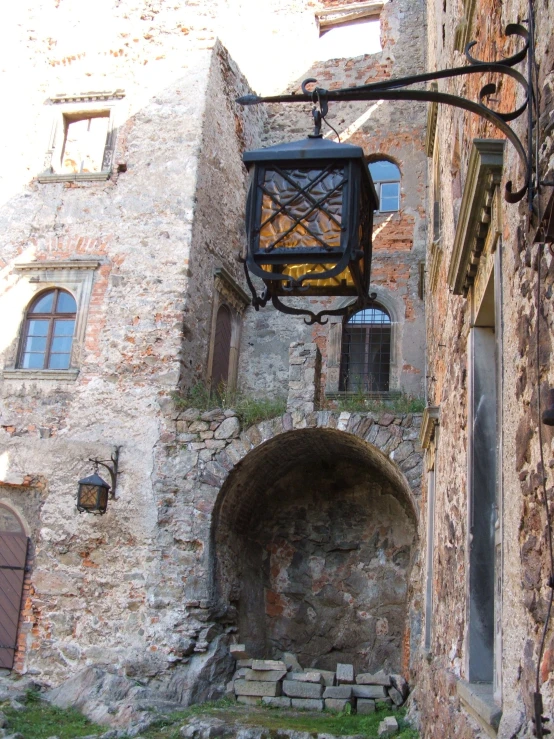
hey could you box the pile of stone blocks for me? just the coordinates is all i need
[227,646,409,714]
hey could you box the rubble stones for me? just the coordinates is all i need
[236,696,260,706]
[291,698,324,711]
[236,659,253,668]
[245,669,287,682]
[323,686,352,699]
[318,670,336,686]
[251,660,286,671]
[282,680,323,699]
[336,664,355,684]
[388,687,404,706]
[229,645,249,660]
[390,675,409,699]
[262,696,291,708]
[283,653,302,672]
[325,698,352,712]
[290,671,323,684]
[214,417,240,440]
[356,672,391,686]
[352,685,387,699]
[378,716,399,737]
[234,679,281,697]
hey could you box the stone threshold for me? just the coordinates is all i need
[457,680,502,737]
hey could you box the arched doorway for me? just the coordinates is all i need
[211,428,418,673]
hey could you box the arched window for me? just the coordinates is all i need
[368,160,401,212]
[339,304,391,392]
[18,289,76,370]
[211,304,233,389]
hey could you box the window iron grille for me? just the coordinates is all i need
[339,305,391,392]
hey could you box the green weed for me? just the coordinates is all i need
[3,691,104,739]
[172,383,287,427]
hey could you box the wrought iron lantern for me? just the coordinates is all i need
[242,132,379,324]
[77,447,120,515]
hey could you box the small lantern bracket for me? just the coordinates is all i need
[88,446,121,499]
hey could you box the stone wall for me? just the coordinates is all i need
[417,0,554,736]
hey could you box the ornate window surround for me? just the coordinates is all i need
[206,268,250,392]
[38,90,125,184]
[2,259,101,381]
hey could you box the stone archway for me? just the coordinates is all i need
[210,427,419,674]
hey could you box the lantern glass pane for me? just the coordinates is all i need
[79,484,99,509]
[278,262,354,289]
[260,166,344,251]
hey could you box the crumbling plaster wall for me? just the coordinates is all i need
[237,0,427,400]
[0,2,263,686]
[418,0,554,736]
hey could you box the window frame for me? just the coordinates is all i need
[3,260,100,381]
[38,91,125,184]
[206,268,250,393]
[338,303,392,393]
[17,289,77,371]
[368,159,401,213]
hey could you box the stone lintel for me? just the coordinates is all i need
[419,406,439,449]
[447,139,504,296]
[13,260,102,272]
[37,172,111,183]
[50,89,126,104]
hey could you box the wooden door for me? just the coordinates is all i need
[0,507,28,669]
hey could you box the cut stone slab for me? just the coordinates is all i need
[388,687,404,706]
[283,652,303,673]
[237,696,261,706]
[230,644,249,660]
[353,685,387,699]
[291,698,324,711]
[317,670,335,686]
[234,679,281,697]
[357,699,376,714]
[336,664,355,684]
[323,685,352,699]
[245,669,287,682]
[390,674,409,699]
[290,671,323,684]
[236,659,253,668]
[251,660,287,672]
[378,716,399,737]
[325,698,352,712]
[225,681,235,698]
[356,671,391,687]
[282,680,323,699]
[232,668,248,681]
[262,696,292,708]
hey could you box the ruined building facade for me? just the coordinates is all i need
[0,0,553,736]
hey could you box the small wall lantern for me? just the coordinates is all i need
[77,446,121,515]
[242,135,378,324]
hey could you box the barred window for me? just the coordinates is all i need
[18,289,76,370]
[339,305,391,392]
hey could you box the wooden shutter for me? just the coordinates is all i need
[212,305,232,388]
[0,510,28,669]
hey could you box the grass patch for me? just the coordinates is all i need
[138,701,419,739]
[172,384,287,427]
[325,391,425,415]
[3,691,104,739]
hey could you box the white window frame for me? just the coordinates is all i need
[38,90,125,183]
